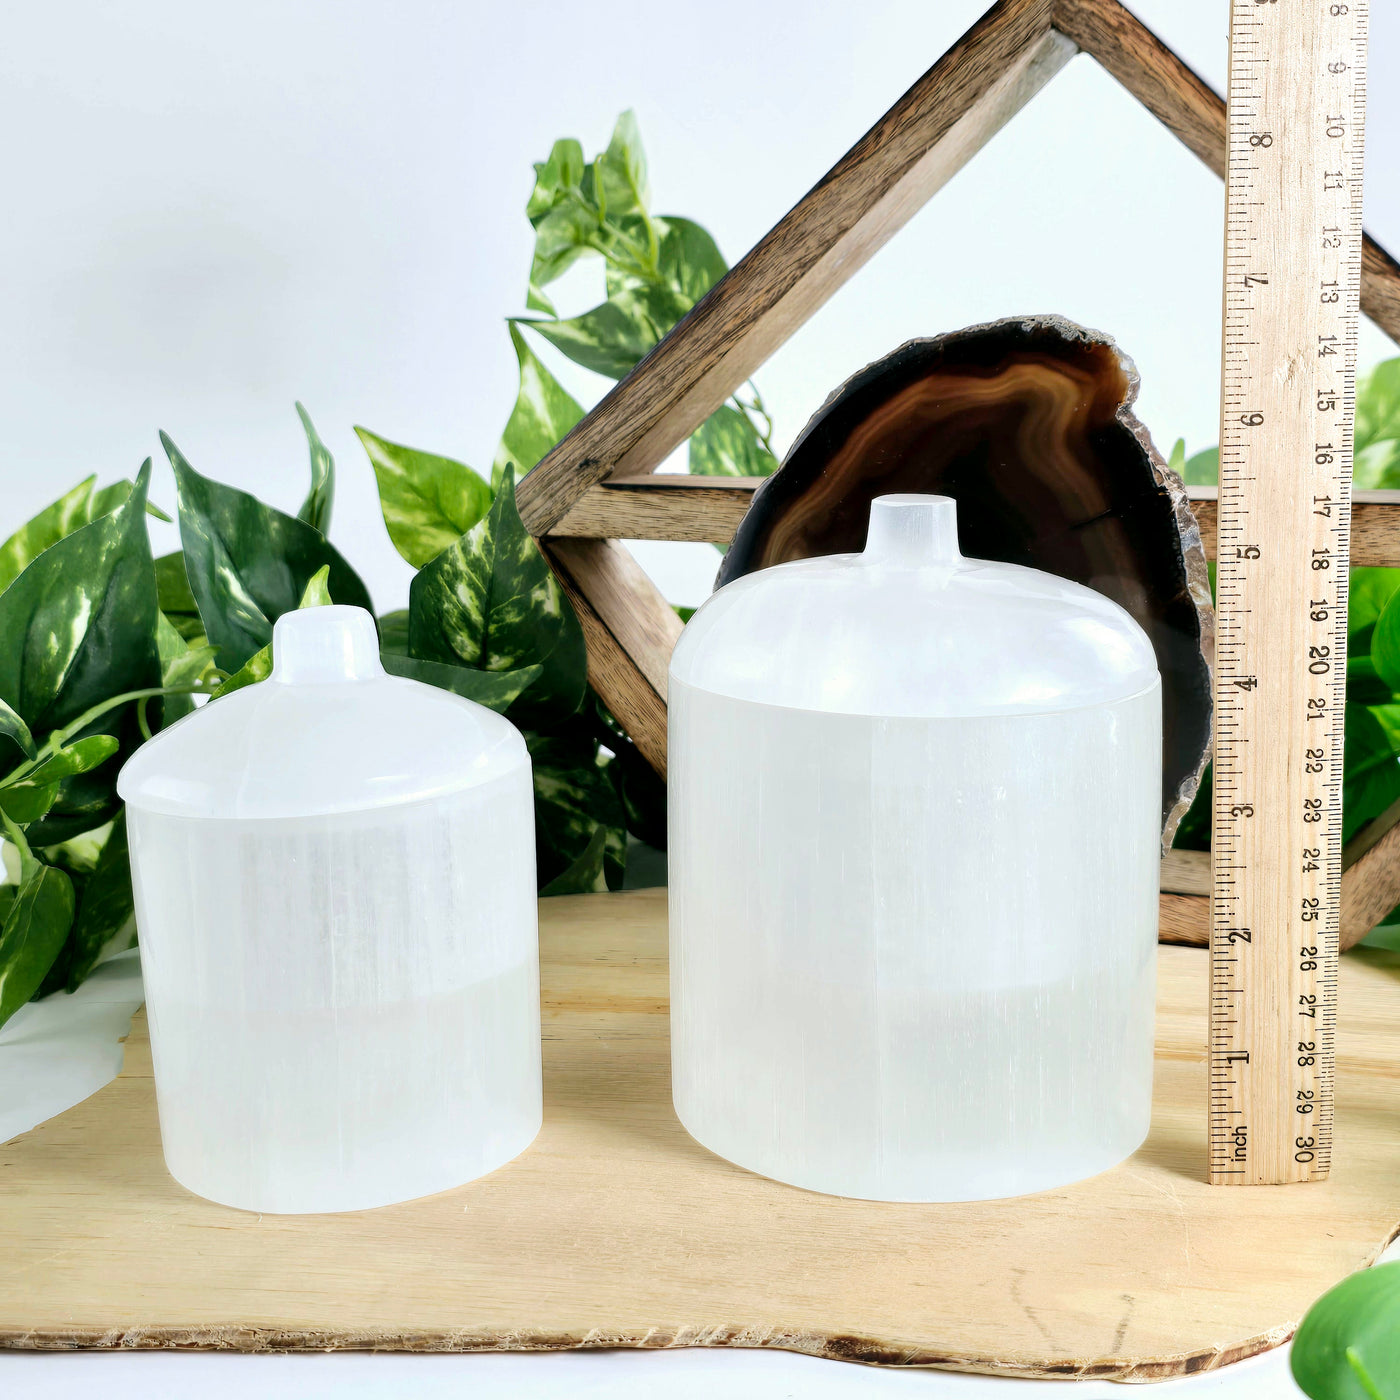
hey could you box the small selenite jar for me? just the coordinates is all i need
[118,606,541,1213]
[668,495,1162,1202]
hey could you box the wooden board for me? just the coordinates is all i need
[4,889,1400,1380]
[547,479,1400,566]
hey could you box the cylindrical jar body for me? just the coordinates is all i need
[128,769,541,1214]
[669,679,1160,1201]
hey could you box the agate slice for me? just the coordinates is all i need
[718,315,1213,843]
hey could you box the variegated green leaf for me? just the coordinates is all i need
[539,825,609,896]
[0,478,100,595]
[523,279,691,381]
[408,466,586,724]
[493,323,585,481]
[655,215,726,304]
[527,731,625,892]
[356,426,492,569]
[0,698,35,762]
[0,478,170,599]
[0,857,76,1029]
[0,461,159,843]
[155,612,218,726]
[295,402,336,535]
[381,655,541,713]
[595,110,650,219]
[166,433,372,670]
[211,566,333,698]
[689,404,779,478]
[0,736,119,827]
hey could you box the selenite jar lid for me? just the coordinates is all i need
[671,494,1158,719]
[118,606,526,820]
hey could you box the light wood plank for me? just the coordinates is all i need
[1053,0,1400,340]
[515,0,1071,535]
[4,889,1400,1380]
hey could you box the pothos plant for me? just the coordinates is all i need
[0,112,773,1030]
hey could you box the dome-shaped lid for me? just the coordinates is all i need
[671,495,1158,718]
[118,606,527,820]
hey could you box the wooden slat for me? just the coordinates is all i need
[547,477,1400,565]
[540,539,681,777]
[551,475,761,542]
[516,0,1073,535]
[1054,0,1400,341]
[1188,487,1400,567]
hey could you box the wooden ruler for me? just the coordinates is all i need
[1209,0,1368,1185]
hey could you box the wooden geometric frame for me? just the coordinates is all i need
[516,0,1400,943]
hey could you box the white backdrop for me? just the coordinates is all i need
[3,0,1397,610]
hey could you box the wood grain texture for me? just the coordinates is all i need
[3,889,1400,1380]
[550,476,761,543]
[515,0,1071,535]
[1341,817,1400,950]
[546,478,1400,566]
[541,538,680,776]
[1054,0,1400,340]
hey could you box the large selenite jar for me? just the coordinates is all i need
[669,495,1162,1202]
[118,605,541,1214]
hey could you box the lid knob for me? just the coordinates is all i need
[271,606,385,685]
[862,494,962,567]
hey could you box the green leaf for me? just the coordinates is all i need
[295,402,335,535]
[1344,705,1400,843]
[1292,1260,1400,1400]
[595,110,651,219]
[493,323,585,480]
[1351,569,1400,642]
[527,731,626,891]
[1373,586,1400,691]
[166,433,372,670]
[655,215,727,304]
[0,781,58,825]
[0,698,36,761]
[1182,447,1219,486]
[528,199,600,315]
[1356,358,1400,455]
[408,466,587,724]
[539,825,610,896]
[22,735,121,787]
[155,612,219,726]
[378,609,410,657]
[58,811,135,994]
[0,477,170,600]
[381,654,541,713]
[155,550,198,616]
[355,426,492,569]
[0,477,101,595]
[0,461,160,842]
[689,404,779,477]
[210,566,333,699]
[524,280,691,381]
[526,138,587,225]
[0,736,120,827]
[0,858,76,1029]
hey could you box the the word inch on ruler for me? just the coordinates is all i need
[1209,0,1368,1186]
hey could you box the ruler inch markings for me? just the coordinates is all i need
[1208,0,1367,1187]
